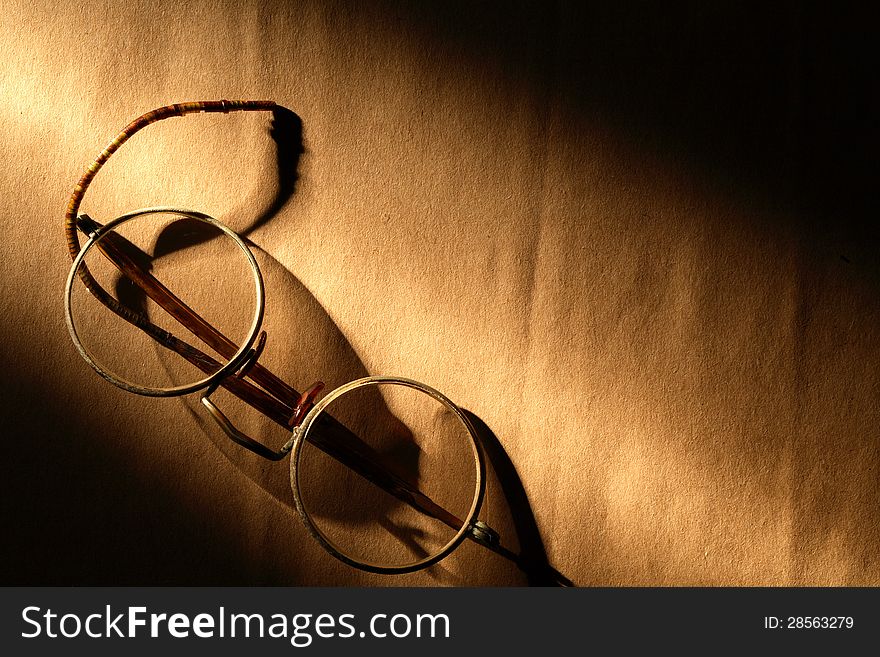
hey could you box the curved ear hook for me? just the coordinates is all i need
[64,100,277,327]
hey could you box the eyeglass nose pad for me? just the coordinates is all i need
[288,382,325,428]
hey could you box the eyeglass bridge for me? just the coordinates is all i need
[200,331,324,461]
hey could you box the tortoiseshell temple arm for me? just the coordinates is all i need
[64,101,277,333]
[65,100,276,258]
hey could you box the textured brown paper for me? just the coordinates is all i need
[0,1,877,585]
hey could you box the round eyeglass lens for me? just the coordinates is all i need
[66,208,263,396]
[291,378,483,573]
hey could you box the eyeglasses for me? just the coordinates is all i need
[63,100,523,576]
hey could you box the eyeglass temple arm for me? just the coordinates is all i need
[65,101,278,342]
[65,101,276,260]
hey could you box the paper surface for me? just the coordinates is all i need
[0,0,877,585]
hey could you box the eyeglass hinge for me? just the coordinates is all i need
[468,521,500,547]
[76,214,101,239]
